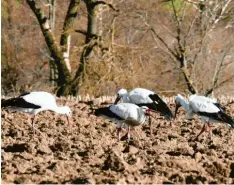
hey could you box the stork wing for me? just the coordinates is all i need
[94,106,124,120]
[190,96,234,128]
[1,98,41,109]
[128,88,154,104]
[189,96,220,113]
[1,93,41,109]
[213,103,226,112]
[22,91,57,108]
[110,103,138,120]
[149,94,173,120]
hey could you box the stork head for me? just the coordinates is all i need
[174,94,184,118]
[140,106,151,116]
[56,106,73,128]
[114,88,128,104]
[63,106,72,117]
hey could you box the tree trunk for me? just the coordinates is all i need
[26,0,72,88]
[75,0,98,90]
[60,0,80,73]
[27,0,115,96]
[49,0,57,86]
[59,0,98,96]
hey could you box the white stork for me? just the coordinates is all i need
[175,94,234,140]
[114,88,173,119]
[94,103,155,142]
[1,91,73,136]
[114,88,173,134]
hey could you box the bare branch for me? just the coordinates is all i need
[139,15,178,59]
[75,29,98,38]
[215,75,234,89]
[92,1,119,12]
[149,30,178,64]
[209,0,232,33]
[184,8,199,42]
[40,0,51,7]
[26,0,72,86]
[205,45,233,96]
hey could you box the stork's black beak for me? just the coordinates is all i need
[114,96,121,104]
[174,103,181,119]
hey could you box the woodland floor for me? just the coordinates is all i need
[1,99,234,184]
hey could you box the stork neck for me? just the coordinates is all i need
[179,98,190,112]
[138,108,147,123]
[50,106,68,114]
[122,93,130,103]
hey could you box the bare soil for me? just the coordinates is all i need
[1,100,234,184]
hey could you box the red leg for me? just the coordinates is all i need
[29,115,43,137]
[66,115,73,131]
[117,125,122,141]
[149,116,153,137]
[195,123,206,141]
[31,115,36,137]
[117,123,132,141]
[207,122,213,139]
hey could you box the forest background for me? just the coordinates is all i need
[1,0,234,97]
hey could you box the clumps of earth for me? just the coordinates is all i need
[1,99,234,184]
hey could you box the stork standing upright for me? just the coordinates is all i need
[174,94,234,140]
[114,88,173,135]
[94,103,154,142]
[1,91,73,136]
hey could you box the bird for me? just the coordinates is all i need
[94,103,155,142]
[174,94,234,140]
[1,91,72,136]
[114,88,173,135]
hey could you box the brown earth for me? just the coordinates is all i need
[1,100,234,184]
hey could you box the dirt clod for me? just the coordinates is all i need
[1,102,234,183]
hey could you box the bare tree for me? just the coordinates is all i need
[57,0,118,96]
[139,0,234,96]
[26,0,117,96]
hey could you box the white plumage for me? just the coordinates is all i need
[175,94,234,140]
[116,88,154,104]
[115,88,173,120]
[189,95,219,114]
[20,92,57,113]
[110,103,148,126]
[95,103,151,142]
[2,91,72,136]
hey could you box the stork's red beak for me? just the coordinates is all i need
[146,109,157,119]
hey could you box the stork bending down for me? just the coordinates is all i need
[2,91,73,136]
[175,94,234,140]
[114,88,173,135]
[94,103,156,142]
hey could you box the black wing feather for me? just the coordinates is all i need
[1,97,41,109]
[94,107,124,120]
[198,111,234,128]
[149,94,173,120]
[19,92,31,97]
[213,103,226,112]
